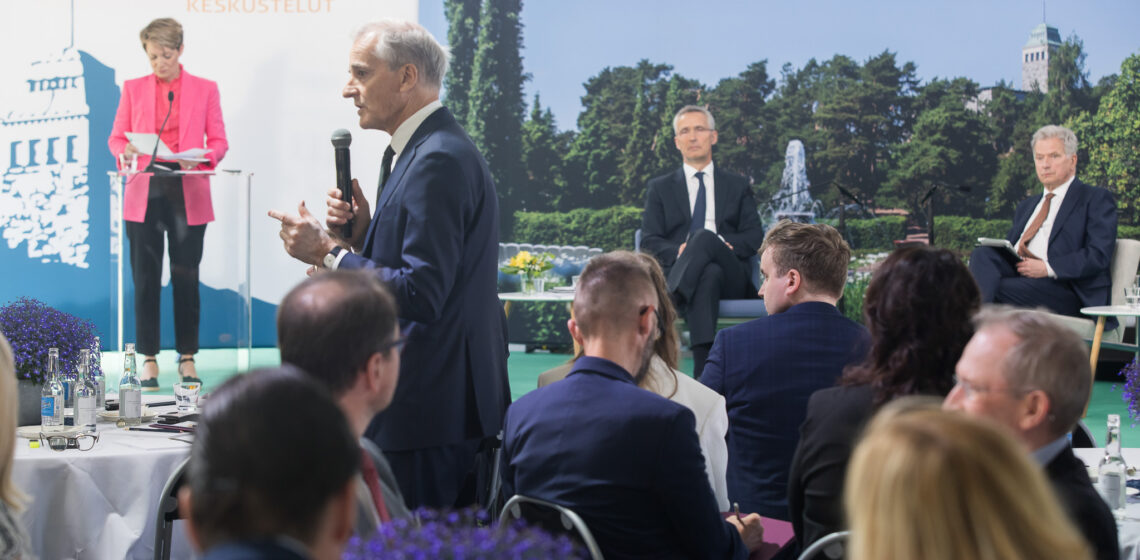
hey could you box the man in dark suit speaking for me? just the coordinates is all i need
[640,105,764,378]
[270,20,510,510]
[969,124,1117,328]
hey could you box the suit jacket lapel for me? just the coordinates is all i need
[177,72,196,148]
[671,168,691,222]
[1048,180,1083,244]
[1008,193,1041,243]
[141,77,156,133]
[363,108,453,255]
[713,168,729,230]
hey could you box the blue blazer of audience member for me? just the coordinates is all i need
[502,356,750,560]
[701,301,869,519]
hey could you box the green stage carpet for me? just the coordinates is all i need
[100,348,1139,445]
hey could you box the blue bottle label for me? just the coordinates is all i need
[41,396,55,416]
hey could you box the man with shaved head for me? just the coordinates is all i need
[501,251,764,559]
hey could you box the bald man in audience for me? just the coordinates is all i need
[944,308,1118,560]
[502,251,763,560]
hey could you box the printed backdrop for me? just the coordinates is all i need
[0,0,418,348]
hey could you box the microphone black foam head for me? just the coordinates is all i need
[168,91,174,102]
[331,129,352,148]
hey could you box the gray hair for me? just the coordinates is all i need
[672,105,716,135]
[355,20,449,90]
[1031,125,1078,157]
[974,307,1090,437]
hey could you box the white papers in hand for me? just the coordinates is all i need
[125,132,212,162]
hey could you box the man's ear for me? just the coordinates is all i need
[399,63,419,92]
[178,486,203,553]
[568,318,584,347]
[785,268,802,297]
[1017,390,1052,432]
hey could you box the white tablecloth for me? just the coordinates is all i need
[12,396,195,559]
[1073,447,1140,560]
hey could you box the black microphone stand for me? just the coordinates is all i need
[145,91,176,175]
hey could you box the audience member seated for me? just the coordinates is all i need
[0,333,33,559]
[503,251,763,559]
[945,307,1119,560]
[536,252,730,510]
[276,270,413,533]
[701,221,869,520]
[786,246,980,553]
[845,403,1091,560]
[641,105,765,379]
[179,367,359,560]
[969,124,1117,329]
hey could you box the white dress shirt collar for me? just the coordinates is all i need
[388,100,443,162]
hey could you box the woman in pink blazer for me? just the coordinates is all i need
[108,18,228,389]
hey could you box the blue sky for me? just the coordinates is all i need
[420,0,1139,131]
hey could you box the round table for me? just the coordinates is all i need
[1074,447,1140,560]
[1081,305,1140,372]
[12,396,193,559]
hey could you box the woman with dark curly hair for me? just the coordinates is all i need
[785,246,980,553]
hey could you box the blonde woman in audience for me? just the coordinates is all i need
[0,333,34,559]
[536,253,731,510]
[845,403,1091,560]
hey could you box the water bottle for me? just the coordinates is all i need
[40,348,64,427]
[62,354,77,410]
[1098,414,1128,513]
[90,339,106,408]
[118,343,143,426]
[75,349,98,433]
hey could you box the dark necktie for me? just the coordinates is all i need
[376,146,395,207]
[360,448,392,523]
[690,171,707,233]
[1017,192,1055,259]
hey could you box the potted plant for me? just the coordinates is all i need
[343,507,585,559]
[0,297,102,426]
[501,251,555,294]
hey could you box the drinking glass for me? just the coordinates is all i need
[174,382,202,411]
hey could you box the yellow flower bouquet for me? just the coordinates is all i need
[501,250,555,278]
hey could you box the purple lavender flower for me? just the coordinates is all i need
[342,506,587,559]
[0,297,102,384]
[1119,357,1140,426]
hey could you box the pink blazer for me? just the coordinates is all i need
[108,70,228,225]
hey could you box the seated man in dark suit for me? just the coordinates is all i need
[701,221,870,519]
[276,271,412,534]
[502,250,764,560]
[945,308,1119,560]
[179,367,359,560]
[969,124,1117,328]
[641,105,765,378]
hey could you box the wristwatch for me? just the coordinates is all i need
[323,246,344,269]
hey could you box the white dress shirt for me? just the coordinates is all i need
[684,161,717,234]
[1020,174,1074,278]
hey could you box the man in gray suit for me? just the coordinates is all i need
[276,271,412,533]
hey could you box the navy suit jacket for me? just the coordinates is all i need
[1006,178,1117,315]
[1046,446,1120,560]
[340,107,510,450]
[701,302,869,519]
[502,356,749,560]
[641,166,764,272]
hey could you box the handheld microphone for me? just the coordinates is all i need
[331,129,353,238]
[146,91,175,174]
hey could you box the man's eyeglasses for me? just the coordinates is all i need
[378,325,412,354]
[39,432,99,452]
